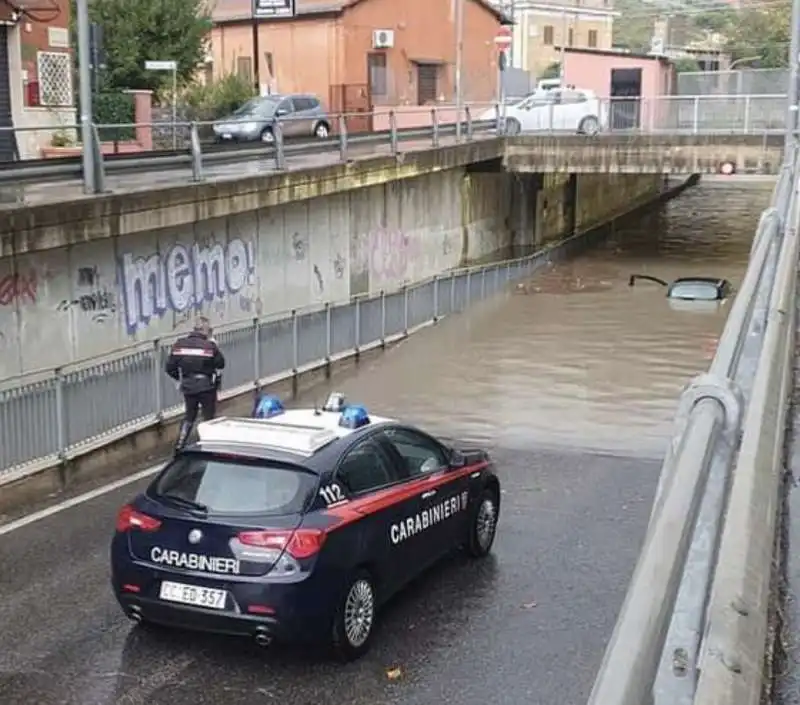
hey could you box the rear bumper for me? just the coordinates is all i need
[111,562,338,644]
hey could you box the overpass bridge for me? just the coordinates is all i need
[0,96,796,705]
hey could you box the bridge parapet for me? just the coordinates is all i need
[505,134,785,175]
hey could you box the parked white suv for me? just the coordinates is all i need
[484,88,605,136]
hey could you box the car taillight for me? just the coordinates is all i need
[237,529,326,559]
[116,504,162,533]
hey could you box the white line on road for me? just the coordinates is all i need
[0,463,164,537]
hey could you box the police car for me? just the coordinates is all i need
[110,393,501,660]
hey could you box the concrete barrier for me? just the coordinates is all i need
[693,193,799,705]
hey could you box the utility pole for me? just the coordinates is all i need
[787,0,800,158]
[559,10,566,83]
[76,0,96,193]
[455,0,464,139]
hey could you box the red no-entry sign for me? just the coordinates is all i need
[494,26,512,50]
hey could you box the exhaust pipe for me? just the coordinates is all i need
[254,629,272,647]
[128,606,143,623]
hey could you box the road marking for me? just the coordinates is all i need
[0,463,164,536]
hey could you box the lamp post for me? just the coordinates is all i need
[455,0,464,139]
[787,0,800,158]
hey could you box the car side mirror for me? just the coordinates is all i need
[275,108,288,117]
[449,449,466,468]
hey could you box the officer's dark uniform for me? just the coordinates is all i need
[166,324,226,450]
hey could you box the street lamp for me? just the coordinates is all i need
[75,0,96,193]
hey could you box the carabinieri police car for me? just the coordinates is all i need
[110,392,501,660]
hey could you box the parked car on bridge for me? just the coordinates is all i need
[110,393,501,660]
[212,94,331,145]
[483,88,605,136]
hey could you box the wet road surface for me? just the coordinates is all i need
[0,179,772,705]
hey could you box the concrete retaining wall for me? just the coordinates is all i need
[0,169,662,379]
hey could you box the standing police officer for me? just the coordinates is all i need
[166,317,226,451]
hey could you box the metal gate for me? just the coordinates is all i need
[0,25,16,162]
[329,83,372,134]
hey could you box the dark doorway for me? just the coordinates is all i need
[367,52,387,104]
[609,67,642,130]
[416,63,438,105]
[0,26,17,163]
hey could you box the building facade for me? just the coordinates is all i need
[508,0,617,80]
[1,0,74,160]
[210,0,508,113]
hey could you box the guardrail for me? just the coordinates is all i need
[0,236,600,482]
[586,145,798,702]
[0,94,788,192]
[0,111,499,191]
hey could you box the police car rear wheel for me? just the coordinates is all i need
[332,570,376,660]
[467,489,498,557]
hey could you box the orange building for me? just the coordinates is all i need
[210,0,509,113]
[1,0,74,159]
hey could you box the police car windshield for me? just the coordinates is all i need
[151,453,316,516]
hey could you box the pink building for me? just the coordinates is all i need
[561,47,676,130]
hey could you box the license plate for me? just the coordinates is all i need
[159,580,227,610]
[221,133,232,140]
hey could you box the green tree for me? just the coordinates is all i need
[612,0,657,53]
[78,0,212,92]
[722,1,790,68]
[540,62,560,80]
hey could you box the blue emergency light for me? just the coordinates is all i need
[339,404,370,429]
[253,394,285,419]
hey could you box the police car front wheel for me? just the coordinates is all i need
[466,489,499,558]
[332,570,376,660]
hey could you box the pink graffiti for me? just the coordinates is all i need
[0,272,37,306]
[369,229,420,282]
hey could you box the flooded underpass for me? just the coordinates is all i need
[0,178,773,705]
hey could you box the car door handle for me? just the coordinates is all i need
[470,471,481,478]
[421,490,437,500]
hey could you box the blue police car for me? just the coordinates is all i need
[110,393,501,660]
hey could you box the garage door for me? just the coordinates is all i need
[0,25,17,162]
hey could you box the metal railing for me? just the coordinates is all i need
[586,145,799,703]
[0,239,595,481]
[0,95,787,192]
[0,105,501,192]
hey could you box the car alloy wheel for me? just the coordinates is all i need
[343,578,374,648]
[315,123,329,138]
[332,569,377,660]
[467,488,499,557]
[261,130,275,143]
[580,116,599,136]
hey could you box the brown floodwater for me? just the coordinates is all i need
[300,178,773,458]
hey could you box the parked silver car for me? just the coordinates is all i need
[212,94,331,144]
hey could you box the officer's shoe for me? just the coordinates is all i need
[174,421,192,454]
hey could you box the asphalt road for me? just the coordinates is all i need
[0,444,659,705]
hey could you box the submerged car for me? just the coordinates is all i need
[628,274,733,301]
[110,393,501,660]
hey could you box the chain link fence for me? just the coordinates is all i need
[676,69,789,96]
[2,243,602,478]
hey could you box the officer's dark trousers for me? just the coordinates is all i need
[175,389,217,450]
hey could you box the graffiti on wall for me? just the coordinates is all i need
[118,239,256,334]
[369,229,420,282]
[57,266,117,323]
[0,272,37,306]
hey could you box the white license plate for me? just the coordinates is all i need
[221,133,232,139]
[159,580,227,610]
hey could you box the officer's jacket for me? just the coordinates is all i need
[165,331,225,394]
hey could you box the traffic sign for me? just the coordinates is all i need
[494,26,512,49]
[144,60,177,71]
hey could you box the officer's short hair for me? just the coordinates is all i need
[193,317,212,337]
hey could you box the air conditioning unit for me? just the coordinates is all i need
[372,29,394,49]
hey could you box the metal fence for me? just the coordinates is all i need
[585,141,799,703]
[0,242,593,480]
[677,69,790,96]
